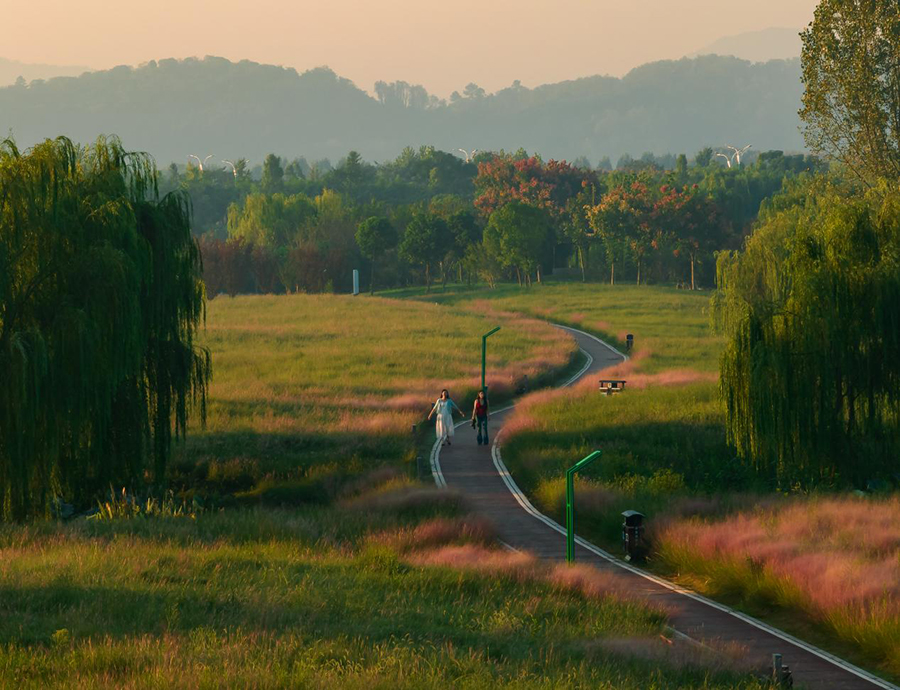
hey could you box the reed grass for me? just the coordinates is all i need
[0,479,766,689]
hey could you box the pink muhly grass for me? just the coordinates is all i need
[338,466,403,499]
[372,516,497,553]
[407,544,537,579]
[659,497,900,620]
[548,563,662,611]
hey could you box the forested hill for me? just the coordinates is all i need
[0,54,804,164]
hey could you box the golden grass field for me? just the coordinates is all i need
[172,293,578,503]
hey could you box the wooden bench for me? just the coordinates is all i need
[598,379,627,396]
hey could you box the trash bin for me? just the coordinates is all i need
[621,510,645,561]
[625,334,634,351]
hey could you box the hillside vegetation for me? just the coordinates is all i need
[0,55,803,164]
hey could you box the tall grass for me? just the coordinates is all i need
[656,497,900,674]
[173,293,576,504]
[0,484,766,689]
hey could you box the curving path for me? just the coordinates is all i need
[432,325,896,690]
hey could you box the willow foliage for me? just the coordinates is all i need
[713,180,900,487]
[0,136,210,520]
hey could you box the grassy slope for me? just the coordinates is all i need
[172,293,576,505]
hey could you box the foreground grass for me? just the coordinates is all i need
[173,293,575,505]
[0,481,766,689]
[657,497,900,676]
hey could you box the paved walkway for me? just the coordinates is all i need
[433,325,895,690]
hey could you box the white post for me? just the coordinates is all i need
[352,269,359,296]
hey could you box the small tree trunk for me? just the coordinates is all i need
[537,265,542,284]
[516,267,522,286]
[579,246,586,282]
[370,259,376,295]
[690,253,696,291]
[425,264,431,293]
[610,261,615,286]
[636,257,642,285]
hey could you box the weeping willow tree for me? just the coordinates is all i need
[713,180,900,487]
[0,136,210,520]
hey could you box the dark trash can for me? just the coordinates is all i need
[621,510,645,561]
[625,334,634,351]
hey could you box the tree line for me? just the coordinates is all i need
[182,145,824,297]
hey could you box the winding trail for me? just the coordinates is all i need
[432,325,896,690]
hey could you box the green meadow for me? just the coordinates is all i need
[171,293,577,506]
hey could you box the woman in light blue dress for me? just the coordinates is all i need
[428,389,463,446]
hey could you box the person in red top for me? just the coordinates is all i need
[471,389,489,446]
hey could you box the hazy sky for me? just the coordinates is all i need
[5,0,819,95]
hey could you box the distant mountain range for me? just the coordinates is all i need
[690,27,802,63]
[0,57,90,86]
[0,54,805,166]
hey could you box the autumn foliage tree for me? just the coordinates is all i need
[653,184,727,290]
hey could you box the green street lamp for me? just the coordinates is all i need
[481,326,500,396]
[566,450,602,563]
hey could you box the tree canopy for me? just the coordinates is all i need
[713,181,900,487]
[0,136,209,520]
[800,0,900,181]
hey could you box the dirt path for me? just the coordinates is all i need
[432,325,896,690]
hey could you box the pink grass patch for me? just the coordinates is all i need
[344,486,461,514]
[660,497,900,617]
[548,563,647,606]
[408,544,537,579]
[624,370,718,390]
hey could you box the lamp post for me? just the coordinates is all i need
[566,450,602,563]
[481,326,500,396]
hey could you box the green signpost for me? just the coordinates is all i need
[566,450,602,563]
[481,326,500,395]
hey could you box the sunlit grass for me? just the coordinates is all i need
[657,497,900,675]
[0,482,766,689]
[174,293,576,503]
[389,282,722,373]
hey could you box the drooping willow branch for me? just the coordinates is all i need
[0,136,210,520]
